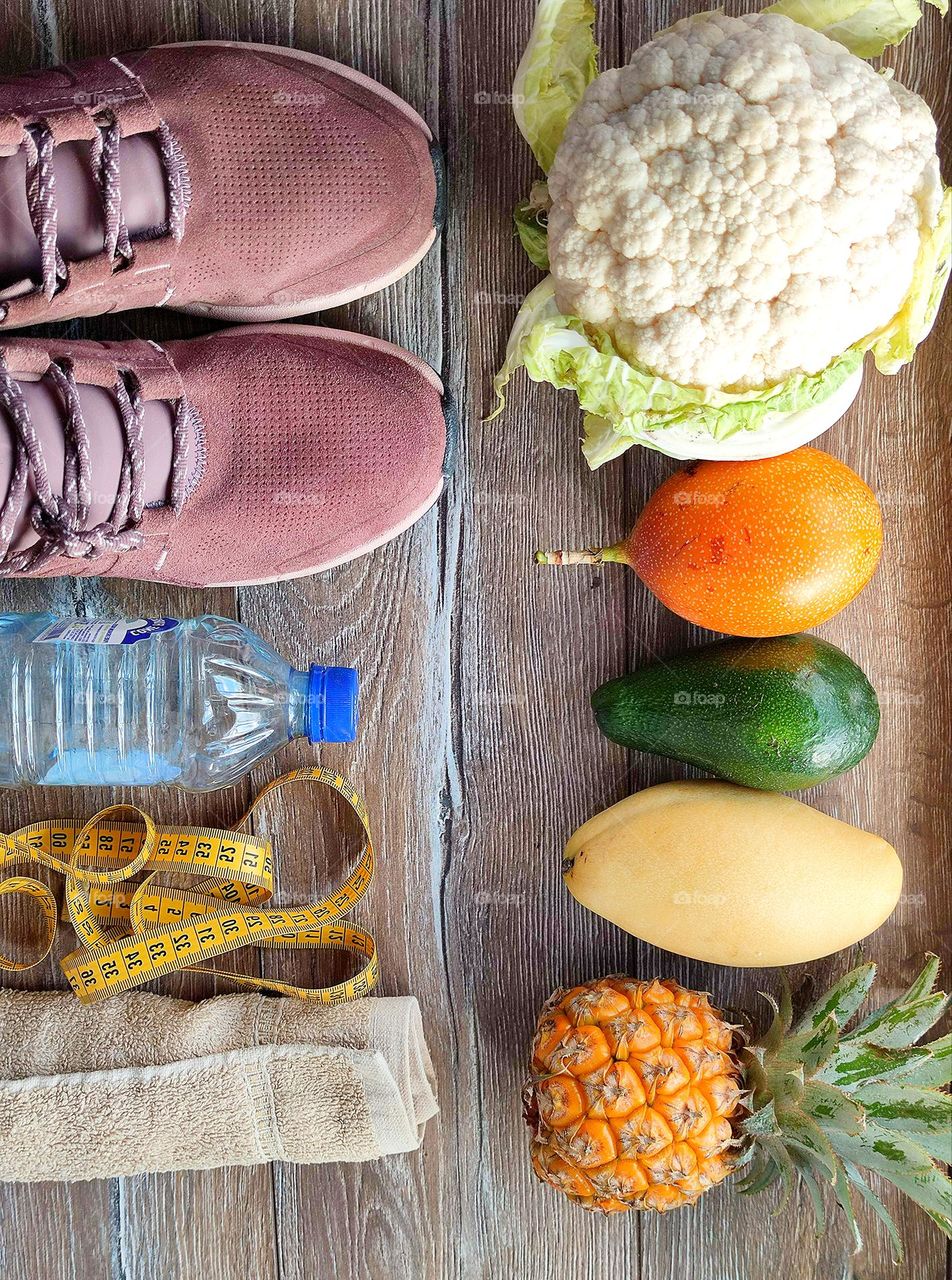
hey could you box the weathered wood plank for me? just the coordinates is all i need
[452,2,951,1279]
[443,2,654,1277]
[232,1,450,1276]
[0,1,950,1278]
[0,1,280,1274]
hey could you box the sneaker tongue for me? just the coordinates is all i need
[0,375,199,554]
[0,136,170,292]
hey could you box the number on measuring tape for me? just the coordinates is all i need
[0,767,378,1006]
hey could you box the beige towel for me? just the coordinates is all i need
[0,990,438,1183]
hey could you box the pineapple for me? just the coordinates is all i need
[525,960,952,1257]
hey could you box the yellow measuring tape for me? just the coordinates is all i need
[0,768,377,1006]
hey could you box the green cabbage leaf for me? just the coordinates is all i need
[513,182,552,270]
[871,185,952,372]
[765,0,948,59]
[488,277,865,467]
[512,0,598,173]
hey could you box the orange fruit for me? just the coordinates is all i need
[538,448,883,637]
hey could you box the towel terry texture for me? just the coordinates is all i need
[0,990,438,1183]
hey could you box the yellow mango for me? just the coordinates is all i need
[563,781,902,967]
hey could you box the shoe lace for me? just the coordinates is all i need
[18,113,188,302]
[0,355,194,576]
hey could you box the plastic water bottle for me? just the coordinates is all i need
[0,613,358,791]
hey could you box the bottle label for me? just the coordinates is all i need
[32,617,181,646]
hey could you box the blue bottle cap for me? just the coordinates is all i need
[306,665,358,743]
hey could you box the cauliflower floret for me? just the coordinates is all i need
[547,11,940,391]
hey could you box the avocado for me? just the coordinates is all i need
[592,634,880,791]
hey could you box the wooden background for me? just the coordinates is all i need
[0,1,949,1277]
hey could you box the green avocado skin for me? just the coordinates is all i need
[592,635,880,791]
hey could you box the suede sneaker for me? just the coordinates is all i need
[0,325,452,586]
[0,42,441,326]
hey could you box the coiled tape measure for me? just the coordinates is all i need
[0,767,378,1005]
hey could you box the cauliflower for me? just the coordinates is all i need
[493,0,951,465]
[547,12,941,391]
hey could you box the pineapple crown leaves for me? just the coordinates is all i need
[735,956,952,1262]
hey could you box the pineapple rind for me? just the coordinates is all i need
[527,959,951,1260]
[526,975,746,1214]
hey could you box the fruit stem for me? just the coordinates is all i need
[535,545,625,566]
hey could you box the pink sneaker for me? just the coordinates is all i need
[0,42,441,326]
[0,325,453,586]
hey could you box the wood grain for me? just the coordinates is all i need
[0,1,950,1278]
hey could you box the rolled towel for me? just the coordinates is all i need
[0,990,438,1182]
